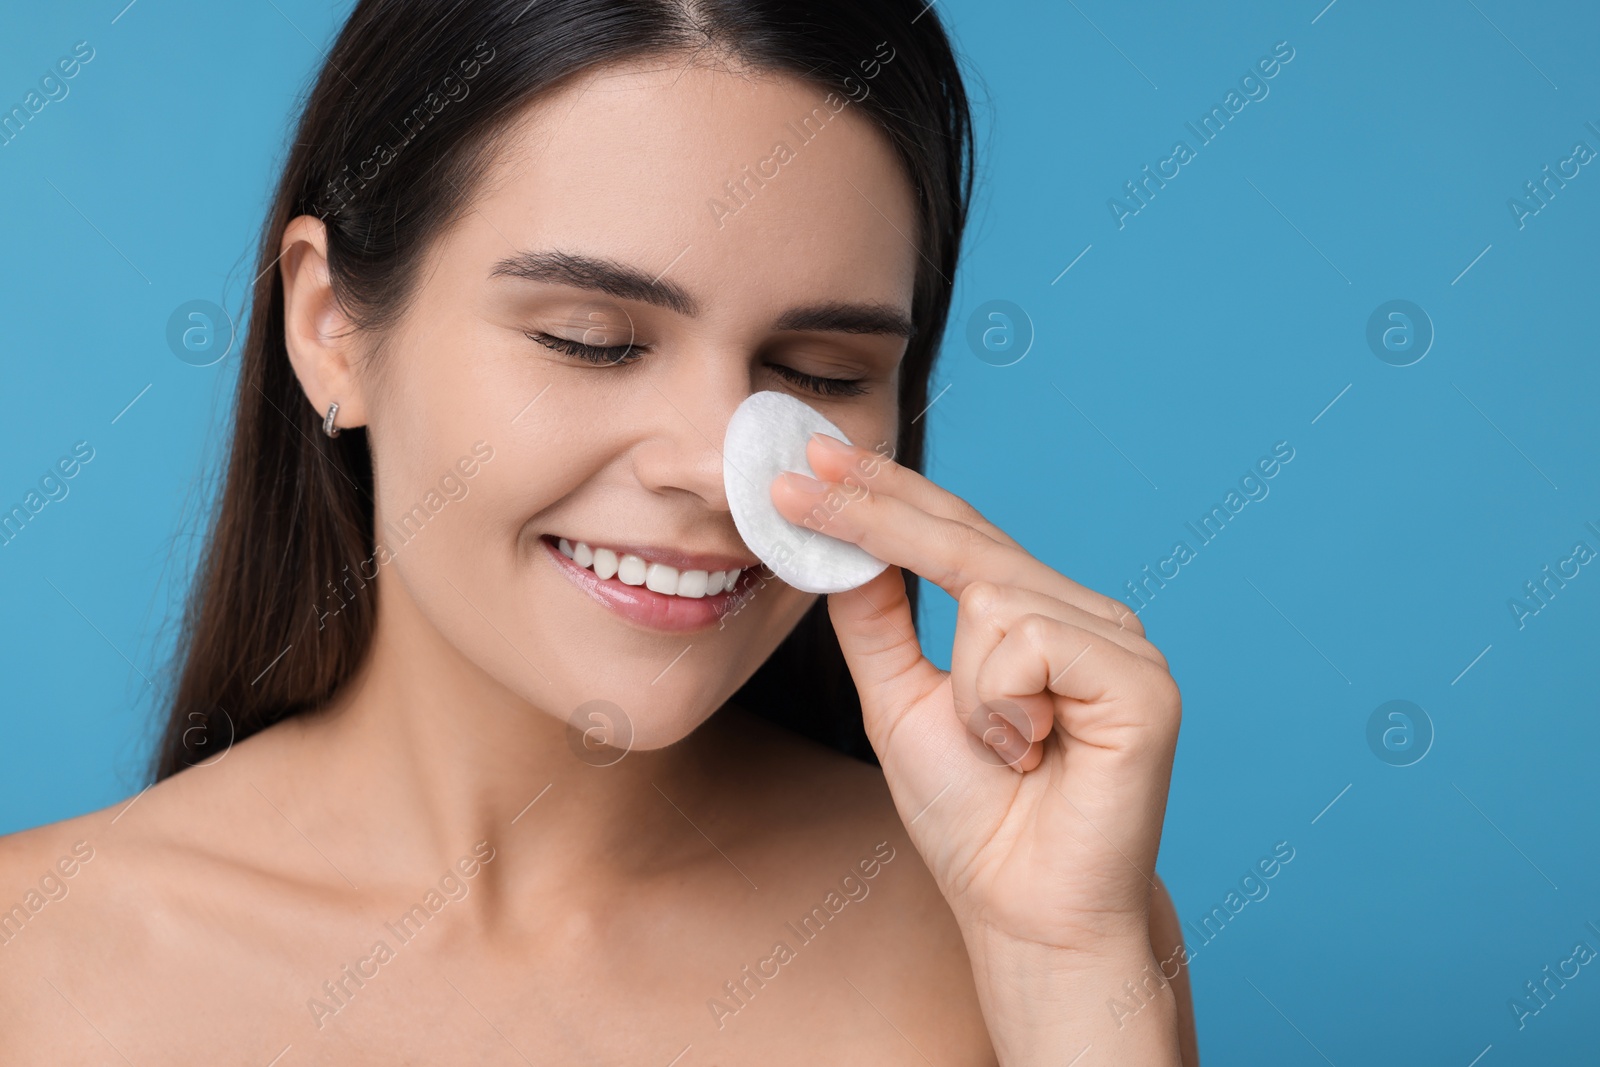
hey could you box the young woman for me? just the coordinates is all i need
[0,1,1197,1062]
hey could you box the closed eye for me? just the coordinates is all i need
[527,332,639,366]
[767,364,868,398]
[526,332,869,397]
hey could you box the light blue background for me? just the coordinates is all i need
[2,1,1596,1062]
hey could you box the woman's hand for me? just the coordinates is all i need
[770,432,1187,1065]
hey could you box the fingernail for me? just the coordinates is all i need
[810,431,855,455]
[780,471,828,495]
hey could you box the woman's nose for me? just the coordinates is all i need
[630,367,750,512]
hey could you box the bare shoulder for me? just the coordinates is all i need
[0,808,105,956]
[704,706,999,1063]
[0,723,312,1058]
[0,792,155,1054]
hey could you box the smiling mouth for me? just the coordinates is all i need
[546,534,755,599]
[538,534,769,634]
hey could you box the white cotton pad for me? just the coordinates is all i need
[723,390,890,595]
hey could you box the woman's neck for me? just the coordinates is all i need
[288,577,732,904]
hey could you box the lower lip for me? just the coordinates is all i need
[541,536,761,633]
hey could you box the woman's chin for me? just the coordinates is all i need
[549,695,720,763]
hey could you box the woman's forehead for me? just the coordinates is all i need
[461,59,920,310]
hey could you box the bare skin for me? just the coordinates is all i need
[0,56,1195,1064]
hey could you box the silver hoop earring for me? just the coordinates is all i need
[322,401,341,438]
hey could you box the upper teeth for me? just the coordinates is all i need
[557,538,743,598]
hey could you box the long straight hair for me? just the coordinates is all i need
[152,0,974,780]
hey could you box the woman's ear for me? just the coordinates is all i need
[280,214,368,431]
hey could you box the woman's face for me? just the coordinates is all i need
[347,57,919,749]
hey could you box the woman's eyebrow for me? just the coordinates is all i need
[772,301,912,338]
[490,249,699,315]
[490,249,912,337]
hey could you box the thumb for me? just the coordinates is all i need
[825,565,945,727]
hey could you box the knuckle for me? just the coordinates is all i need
[957,579,1004,618]
[949,491,987,526]
[1146,668,1182,722]
[1106,595,1145,636]
[939,515,984,552]
[935,520,987,578]
[1018,612,1055,646]
[861,443,898,475]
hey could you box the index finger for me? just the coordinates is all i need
[805,432,1023,550]
[790,432,1145,636]
[772,467,1010,604]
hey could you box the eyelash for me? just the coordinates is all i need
[526,332,869,398]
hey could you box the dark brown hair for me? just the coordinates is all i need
[153,0,974,779]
